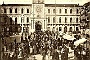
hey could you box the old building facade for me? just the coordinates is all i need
[80,2,90,34]
[0,0,82,35]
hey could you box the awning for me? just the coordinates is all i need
[63,34,71,39]
[74,38,87,46]
[63,34,75,40]
[10,35,21,43]
[68,37,76,41]
[4,35,21,43]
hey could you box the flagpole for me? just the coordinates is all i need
[33,0,34,30]
[55,0,56,32]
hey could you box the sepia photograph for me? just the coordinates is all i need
[0,0,90,60]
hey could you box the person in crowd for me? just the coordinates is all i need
[3,30,90,60]
[54,49,59,60]
[42,49,46,60]
[86,48,90,60]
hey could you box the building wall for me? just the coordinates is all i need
[0,5,32,35]
[45,6,81,32]
[0,3,82,34]
[80,2,90,34]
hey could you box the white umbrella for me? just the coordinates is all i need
[68,37,76,41]
[63,34,72,39]
[34,54,43,60]
[74,38,87,46]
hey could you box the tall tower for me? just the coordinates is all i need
[30,0,46,32]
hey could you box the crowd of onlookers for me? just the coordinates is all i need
[1,30,90,60]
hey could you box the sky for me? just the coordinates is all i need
[0,0,90,5]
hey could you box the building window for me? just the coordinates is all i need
[15,17,17,24]
[4,17,7,23]
[44,20,45,29]
[53,9,56,13]
[53,27,55,31]
[9,26,12,32]
[21,17,24,23]
[48,9,50,13]
[59,17,61,23]
[10,18,12,24]
[76,27,79,31]
[47,27,50,30]
[4,8,6,13]
[27,17,29,23]
[21,8,24,13]
[65,9,67,13]
[87,17,89,20]
[1,18,4,22]
[26,27,29,33]
[70,18,72,23]
[10,8,12,13]
[15,27,18,32]
[4,27,7,32]
[70,9,72,13]
[69,27,72,32]
[48,17,50,23]
[31,20,32,29]
[59,27,62,31]
[64,26,67,33]
[59,9,61,13]
[15,8,17,13]
[23,27,25,32]
[77,9,78,14]
[76,18,78,23]
[21,18,23,23]
[53,17,55,23]
[27,9,29,13]
[65,17,67,23]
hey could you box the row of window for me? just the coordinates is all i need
[48,27,79,31]
[4,8,29,13]
[21,17,29,23]
[23,27,29,32]
[2,26,29,33]
[2,17,79,24]
[2,17,29,24]
[48,17,79,23]
[3,8,79,14]
[3,27,29,33]
[48,9,79,14]
[3,27,18,32]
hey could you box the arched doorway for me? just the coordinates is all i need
[64,26,67,33]
[35,21,42,31]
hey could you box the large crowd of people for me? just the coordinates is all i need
[1,30,90,60]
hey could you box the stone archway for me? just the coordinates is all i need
[35,21,42,31]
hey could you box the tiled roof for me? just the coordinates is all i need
[1,4,32,6]
[45,4,81,7]
[1,4,82,7]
